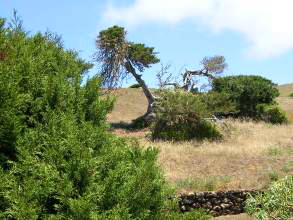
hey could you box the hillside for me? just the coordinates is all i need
[277,83,293,120]
[107,88,148,124]
[108,84,293,124]
[278,83,293,96]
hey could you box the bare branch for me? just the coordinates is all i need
[156,63,174,89]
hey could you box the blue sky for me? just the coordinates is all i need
[1,0,292,87]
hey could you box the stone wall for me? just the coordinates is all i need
[178,190,263,217]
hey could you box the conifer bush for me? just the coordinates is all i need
[0,15,193,219]
[212,75,280,118]
[151,91,224,141]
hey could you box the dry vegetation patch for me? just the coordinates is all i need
[107,88,148,124]
[140,120,293,193]
[278,83,293,97]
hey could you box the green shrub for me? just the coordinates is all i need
[0,16,167,219]
[256,104,288,124]
[289,92,293,98]
[212,75,279,118]
[199,91,237,116]
[129,83,142,88]
[152,90,222,141]
[245,176,293,220]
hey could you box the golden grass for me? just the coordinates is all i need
[277,97,293,121]
[142,120,293,192]
[278,83,293,97]
[107,88,147,123]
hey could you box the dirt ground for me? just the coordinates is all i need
[214,213,253,220]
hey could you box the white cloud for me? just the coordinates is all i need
[103,0,293,59]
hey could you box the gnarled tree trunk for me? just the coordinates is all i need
[125,61,156,123]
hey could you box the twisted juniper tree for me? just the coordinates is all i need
[160,55,227,92]
[182,55,227,91]
[95,26,159,123]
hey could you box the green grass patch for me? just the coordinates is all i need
[267,146,283,157]
[175,176,231,192]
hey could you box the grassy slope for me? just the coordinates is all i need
[278,83,293,97]
[108,85,293,192]
[277,83,293,120]
[107,88,148,124]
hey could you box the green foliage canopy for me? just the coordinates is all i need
[0,17,170,219]
[212,75,280,118]
[151,90,227,141]
[96,25,159,88]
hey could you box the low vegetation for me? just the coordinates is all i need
[151,90,232,141]
[149,119,293,193]
[212,75,287,124]
[150,75,288,141]
[245,176,293,220]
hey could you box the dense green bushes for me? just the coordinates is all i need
[245,176,293,220]
[289,92,293,97]
[151,91,231,141]
[0,113,165,219]
[212,75,288,123]
[0,17,191,219]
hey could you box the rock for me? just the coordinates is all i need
[178,190,263,217]
[223,198,230,203]
[213,206,222,211]
[220,203,230,209]
[192,203,201,209]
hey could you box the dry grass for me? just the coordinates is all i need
[278,83,293,97]
[107,87,293,193]
[142,119,293,192]
[107,88,148,124]
[277,96,293,121]
[277,82,293,121]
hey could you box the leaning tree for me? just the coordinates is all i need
[95,26,159,122]
[95,26,228,124]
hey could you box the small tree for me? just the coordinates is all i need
[95,26,159,123]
